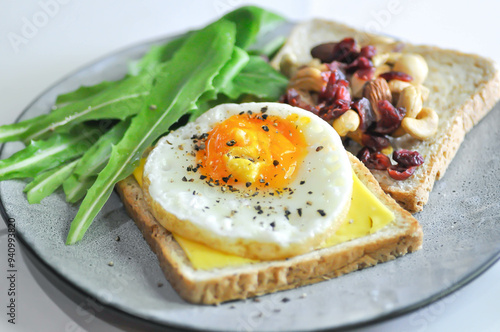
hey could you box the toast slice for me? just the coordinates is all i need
[116,153,422,305]
[271,19,500,212]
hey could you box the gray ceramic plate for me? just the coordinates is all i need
[1,27,500,331]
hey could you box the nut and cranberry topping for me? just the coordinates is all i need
[280,37,437,180]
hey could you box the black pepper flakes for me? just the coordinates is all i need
[270,221,276,228]
[316,146,324,152]
[300,180,305,185]
[261,106,268,113]
[284,209,291,220]
[262,114,268,120]
[273,160,279,167]
[261,125,269,132]
[246,182,252,187]
[200,175,207,180]
[182,176,188,182]
[317,209,326,217]
[226,140,236,146]
[281,297,290,303]
[297,208,302,217]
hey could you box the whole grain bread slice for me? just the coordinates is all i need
[115,153,422,305]
[271,19,500,212]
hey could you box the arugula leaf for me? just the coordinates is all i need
[0,128,98,181]
[129,35,189,76]
[189,46,249,121]
[223,6,285,49]
[0,72,155,143]
[23,159,79,204]
[63,174,96,203]
[66,20,237,244]
[222,55,288,100]
[55,80,117,108]
[73,119,130,179]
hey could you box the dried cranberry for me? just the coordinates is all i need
[351,97,375,131]
[368,153,392,170]
[379,71,413,82]
[372,100,406,134]
[325,62,347,79]
[359,45,376,59]
[357,147,372,164]
[393,149,424,167]
[319,75,351,105]
[311,42,337,63]
[387,165,417,180]
[346,56,372,73]
[361,133,390,151]
[331,38,360,64]
[280,88,315,112]
[357,147,391,170]
[354,67,375,81]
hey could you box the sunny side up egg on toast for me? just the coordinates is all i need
[117,102,422,304]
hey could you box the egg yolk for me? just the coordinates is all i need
[197,113,307,189]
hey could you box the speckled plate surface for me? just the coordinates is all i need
[1,28,500,331]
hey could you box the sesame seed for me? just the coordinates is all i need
[316,146,324,152]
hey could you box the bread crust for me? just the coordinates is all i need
[116,153,422,304]
[271,19,500,212]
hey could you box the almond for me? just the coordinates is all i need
[363,78,392,121]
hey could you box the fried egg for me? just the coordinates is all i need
[143,102,352,260]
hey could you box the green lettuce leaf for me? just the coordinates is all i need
[66,19,237,244]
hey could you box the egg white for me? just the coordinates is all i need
[143,102,353,260]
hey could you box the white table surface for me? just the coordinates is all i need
[0,1,499,331]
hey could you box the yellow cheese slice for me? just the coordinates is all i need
[133,160,394,270]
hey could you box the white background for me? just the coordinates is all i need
[1,0,499,331]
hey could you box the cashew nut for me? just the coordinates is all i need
[333,110,360,137]
[401,107,439,140]
[388,79,412,94]
[417,84,430,102]
[346,128,363,145]
[371,52,402,67]
[393,53,428,85]
[397,85,423,118]
[289,67,324,92]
